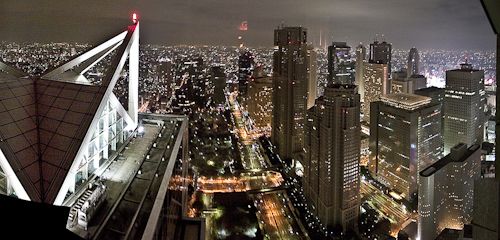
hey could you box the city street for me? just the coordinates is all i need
[229,93,309,239]
[360,177,416,236]
[255,192,304,240]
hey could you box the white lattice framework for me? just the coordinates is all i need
[0,21,139,205]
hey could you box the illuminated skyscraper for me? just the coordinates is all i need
[156,59,173,93]
[369,40,392,76]
[355,43,366,102]
[171,58,205,114]
[304,84,360,232]
[248,67,273,136]
[418,143,481,240]
[238,51,254,106]
[271,26,316,161]
[210,65,226,105]
[407,47,420,76]
[443,62,485,153]
[361,62,388,123]
[327,42,355,84]
[369,93,442,201]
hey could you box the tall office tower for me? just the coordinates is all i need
[156,60,173,86]
[272,26,316,161]
[355,44,366,101]
[248,66,273,136]
[171,58,205,114]
[418,144,481,240]
[369,93,442,201]
[327,42,355,84]
[443,62,485,153]
[304,84,360,232]
[407,47,420,76]
[307,45,318,109]
[361,62,389,123]
[369,40,392,76]
[156,60,174,100]
[238,51,254,106]
[210,65,226,105]
[390,70,426,94]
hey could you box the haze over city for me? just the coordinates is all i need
[0,0,496,50]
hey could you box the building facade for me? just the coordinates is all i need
[443,63,485,153]
[369,93,442,200]
[271,26,316,161]
[418,143,481,240]
[303,84,360,232]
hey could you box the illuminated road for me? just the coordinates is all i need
[196,171,284,193]
[230,94,268,169]
[229,93,308,239]
[360,178,416,236]
[169,171,284,193]
[255,191,306,240]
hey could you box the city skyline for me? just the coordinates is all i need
[0,2,498,239]
[0,0,496,50]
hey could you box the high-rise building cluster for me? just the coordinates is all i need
[266,25,490,237]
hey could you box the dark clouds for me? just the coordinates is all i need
[0,0,495,50]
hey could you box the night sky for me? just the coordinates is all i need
[0,0,496,50]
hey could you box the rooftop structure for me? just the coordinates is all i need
[420,143,479,177]
[380,93,431,111]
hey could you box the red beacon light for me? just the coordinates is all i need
[132,13,138,24]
